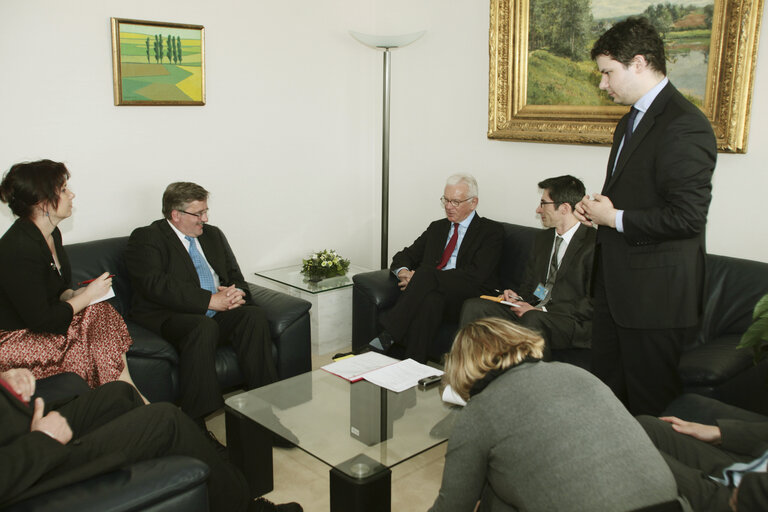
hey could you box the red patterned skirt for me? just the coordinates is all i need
[0,302,133,388]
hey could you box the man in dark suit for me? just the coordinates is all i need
[125,182,277,429]
[637,396,768,512]
[0,368,302,512]
[368,174,504,363]
[459,175,595,358]
[575,17,717,415]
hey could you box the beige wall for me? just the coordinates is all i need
[0,0,765,279]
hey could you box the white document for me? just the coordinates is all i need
[321,351,400,382]
[88,286,115,306]
[441,384,467,406]
[362,358,444,393]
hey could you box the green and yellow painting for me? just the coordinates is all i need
[527,0,713,107]
[115,22,204,105]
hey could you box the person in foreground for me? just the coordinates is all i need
[369,174,503,363]
[0,160,144,400]
[459,175,594,358]
[125,182,277,430]
[638,400,768,511]
[429,317,678,512]
[0,367,301,512]
[575,17,717,416]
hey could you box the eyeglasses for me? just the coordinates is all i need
[178,209,209,218]
[539,200,558,207]
[440,196,475,208]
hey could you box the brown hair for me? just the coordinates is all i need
[444,317,545,401]
[162,182,209,219]
[0,160,70,219]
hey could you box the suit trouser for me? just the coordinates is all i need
[637,415,746,512]
[591,264,693,416]
[161,306,278,419]
[56,381,251,512]
[380,268,477,363]
[459,298,582,359]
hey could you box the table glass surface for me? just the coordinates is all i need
[225,369,455,478]
[253,264,371,294]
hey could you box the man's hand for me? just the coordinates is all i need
[397,269,415,291]
[659,416,722,444]
[512,301,537,318]
[730,485,738,511]
[578,193,617,228]
[209,284,246,311]
[0,368,36,402]
[574,195,594,226]
[30,398,72,444]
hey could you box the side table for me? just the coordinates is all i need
[253,264,370,355]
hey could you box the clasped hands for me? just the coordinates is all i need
[397,269,415,291]
[0,368,72,444]
[209,284,246,311]
[574,193,618,229]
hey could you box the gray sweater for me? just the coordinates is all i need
[429,361,677,511]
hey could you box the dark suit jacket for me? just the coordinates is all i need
[125,219,251,334]
[390,214,504,296]
[0,218,74,335]
[598,82,716,329]
[717,420,768,511]
[516,224,596,348]
[0,383,125,507]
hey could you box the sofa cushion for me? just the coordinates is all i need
[680,334,754,387]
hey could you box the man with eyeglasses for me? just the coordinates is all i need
[367,174,503,363]
[125,182,277,440]
[459,175,595,359]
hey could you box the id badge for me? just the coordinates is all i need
[533,283,549,301]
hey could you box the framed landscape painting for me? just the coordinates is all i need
[488,0,764,152]
[111,18,205,106]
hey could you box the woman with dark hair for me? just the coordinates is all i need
[430,317,678,512]
[0,160,145,400]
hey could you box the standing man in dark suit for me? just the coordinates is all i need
[0,367,302,512]
[125,182,277,431]
[459,175,595,358]
[575,17,717,415]
[368,174,504,363]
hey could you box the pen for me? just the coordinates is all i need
[78,274,115,285]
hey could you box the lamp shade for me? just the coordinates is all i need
[348,30,425,50]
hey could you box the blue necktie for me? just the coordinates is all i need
[623,106,640,147]
[185,236,216,317]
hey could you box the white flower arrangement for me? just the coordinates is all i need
[301,249,350,281]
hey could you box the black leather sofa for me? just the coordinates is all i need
[353,222,768,414]
[65,236,312,403]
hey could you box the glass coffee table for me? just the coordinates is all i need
[225,369,456,512]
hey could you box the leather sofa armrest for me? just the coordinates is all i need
[247,282,311,337]
[352,269,399,309]
[6,456,210,512]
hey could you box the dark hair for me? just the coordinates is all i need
[538,175,586,211]
[590,17,667,75]
[0,160,70,219]
[162,182,209,219]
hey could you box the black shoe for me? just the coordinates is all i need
[206,430,229,460]
[250,497,303,512]
[369,331,394,353]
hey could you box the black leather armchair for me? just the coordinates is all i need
[353,222,768,414]
[65,236,312,403]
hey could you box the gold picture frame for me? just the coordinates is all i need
[111,17,205,106]
[488,0,764,152]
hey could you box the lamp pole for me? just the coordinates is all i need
[350,31,425,269]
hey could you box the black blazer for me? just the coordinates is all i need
[517,224,596,347]
[125,219,251,334]
[0,384,125,507]
[717,419,768,511]
[390,214,504,295]
[597,82,717,329]
[0,218,73,335]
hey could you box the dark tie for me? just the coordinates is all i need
[623,106,640,147]
[185,235,217,317]
[539,235,563,307]
[437,223,459,270]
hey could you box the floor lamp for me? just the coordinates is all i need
[350,30,425,269]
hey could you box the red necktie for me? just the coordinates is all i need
[437,223,459,270]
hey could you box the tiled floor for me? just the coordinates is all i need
[207,347,446,512]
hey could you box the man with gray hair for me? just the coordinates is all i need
[125,182,277,439]
[368,174,504,363]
